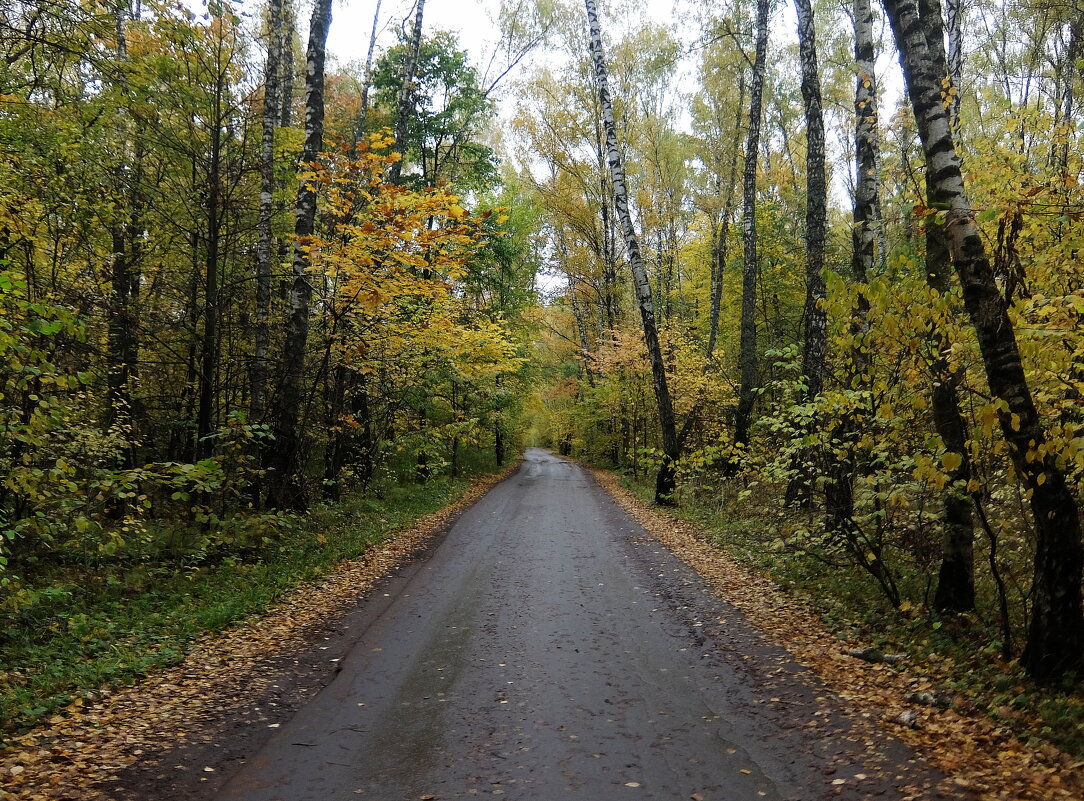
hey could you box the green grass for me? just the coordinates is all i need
[616,471,1084,760]
[0,472,484,742]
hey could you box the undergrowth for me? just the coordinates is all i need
[0,469,486,742]
[617,472,1084,760]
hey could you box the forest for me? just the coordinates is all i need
[1,0,1082,767]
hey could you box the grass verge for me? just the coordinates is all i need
[616,472,1084,762]
[0,474,477,743]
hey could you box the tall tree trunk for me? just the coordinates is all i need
[279,1,296,128]
[196,111,222,461]
[785,0,828,505]
[826,0,882,536]
[794,0,827,404]
[851,0,880,286]
[265,0,334,510]
[706,74,745,360]
[354,0,383,146]
[388,0,425,184]
[106,3,143,470]
[734,0,771,448]
[592,112,620,345]
[916,0,976,614]
[883,0,1084,680]
[584,0,680,504]
[251,0,284,428]
[1052,18,1079,176]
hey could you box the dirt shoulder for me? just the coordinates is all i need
[588,467,1083,801]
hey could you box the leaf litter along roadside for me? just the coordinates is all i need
[0,464,520,801]
[588,466,1084,801]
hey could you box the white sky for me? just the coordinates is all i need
[316,0,905,208]
[326,0,502,72]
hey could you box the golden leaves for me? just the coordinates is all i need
[590,468,1084,801]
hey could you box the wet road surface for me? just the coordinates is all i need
[216,449,945,800]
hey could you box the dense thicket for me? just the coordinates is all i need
[0,0,538,611]
[521,0,1084,680]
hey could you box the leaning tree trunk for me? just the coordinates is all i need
[584,0,680,504]
[785,0,827,505]
[883,0,1084,680]
[915,0,976,614]
[734,0,771,448]
[265,0,334,510]
[388,0,425,184]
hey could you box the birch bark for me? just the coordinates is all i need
[883,0,1084,679]
[584,0,679,503]
[388,0,426,184]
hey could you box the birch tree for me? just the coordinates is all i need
[584,0,680,503]
[251,0,285,429]
[388,0,426,184]
[882,0,1084,680]
[825,0,882,537]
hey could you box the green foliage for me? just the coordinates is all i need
[372,30,499,189]
[0,471,483,739]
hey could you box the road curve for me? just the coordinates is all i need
[216,449,945,801]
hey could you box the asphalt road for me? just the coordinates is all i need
[215,449,945,801]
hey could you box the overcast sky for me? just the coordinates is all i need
[326,0,503,72]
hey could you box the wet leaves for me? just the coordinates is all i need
[592,467,1084,801]
[0,467,517,801]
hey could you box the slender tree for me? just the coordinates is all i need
[705,74,745,360]
[784,0,828,505]
[851,0,881,286]
[266,0,334,509]
[355,0,383,144]
[911,0,976,614]
[883,0,1084,679]
[825,0,882,536]
[584,0,680,503]
[734,0,771,448]
[106,1,144,470]
[388,0,426,184]
[251,0,285,428]
[794,0,827,404]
